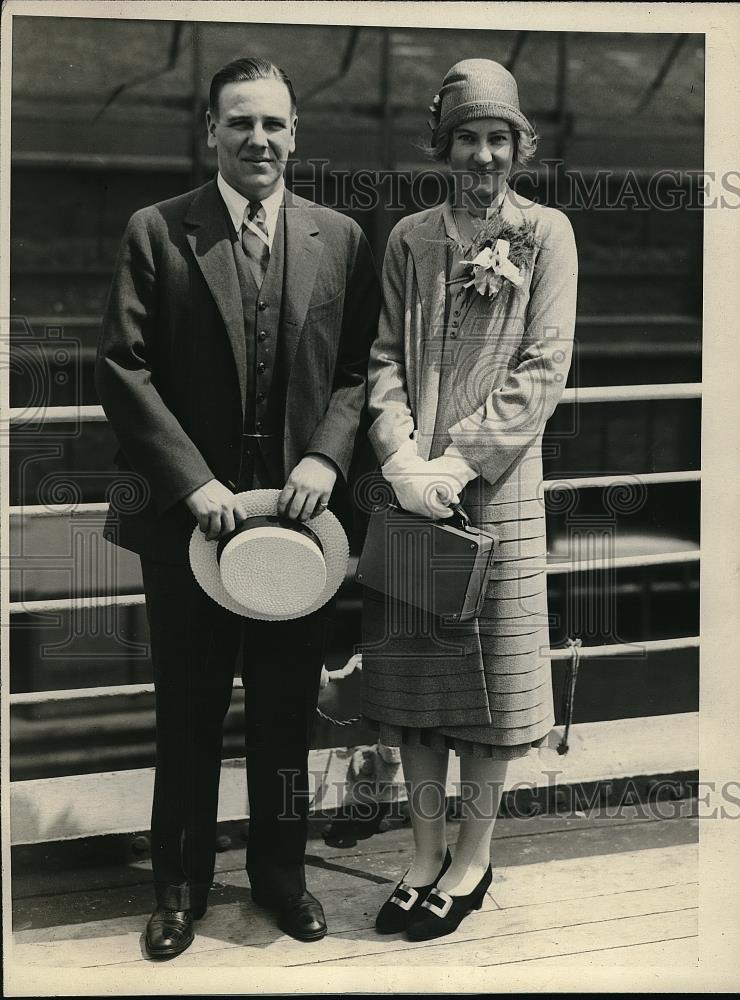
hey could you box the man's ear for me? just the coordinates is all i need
[206,109,218,149]
[289,114,298,155]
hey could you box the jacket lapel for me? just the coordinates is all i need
[184,180,247,413]
[403,209,447,337]
[281,189,323,372]
[403,209,447,461]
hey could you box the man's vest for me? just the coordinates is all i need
[230,204,287,490]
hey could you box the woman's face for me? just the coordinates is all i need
[448,117,514,207]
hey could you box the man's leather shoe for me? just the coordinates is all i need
[144,907,195,959]
[252,888,327,942]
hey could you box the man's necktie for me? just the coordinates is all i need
[241,201,270,285]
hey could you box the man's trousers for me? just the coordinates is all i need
[140,556,327,912]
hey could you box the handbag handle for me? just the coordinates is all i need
[388,497,472,531]
[447,501,471,531]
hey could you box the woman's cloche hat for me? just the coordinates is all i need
[430,58,534,143]
[189,488,349,620]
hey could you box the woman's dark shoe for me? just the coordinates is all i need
[375,848,452,934]
[144,908,195,959]
[405,865,492,941]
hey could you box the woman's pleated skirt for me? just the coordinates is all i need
[361,496,555,759]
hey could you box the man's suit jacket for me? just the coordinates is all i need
[95,179,381,564]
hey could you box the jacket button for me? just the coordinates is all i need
[258,330,269,340]
[258,301,268,311]
[255,421,263,431]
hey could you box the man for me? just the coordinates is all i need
[95,57,380,958]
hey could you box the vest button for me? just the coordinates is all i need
[258,301,268,311]
[258,330,269,341]
[255,421,263,431]
[257,362,266,373]
[256,392,265,402]
[450,331,458,339]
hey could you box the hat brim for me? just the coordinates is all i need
[189,489,349,620]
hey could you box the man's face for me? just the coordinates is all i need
[448,117,514,207]
[206,78,297,200]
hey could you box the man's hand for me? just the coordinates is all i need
[184,479,247,541]
[278,454,338,522]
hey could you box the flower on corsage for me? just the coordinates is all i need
[463,239,524,298]
[427,93,442,135]
[449,217,538,300]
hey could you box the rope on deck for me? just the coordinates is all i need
[557,638,583,754]
[9,636,700,706]
[5,383,703,428]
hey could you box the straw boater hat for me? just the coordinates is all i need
[189,489,349,620]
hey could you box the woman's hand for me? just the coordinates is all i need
[392,471,456,519]
[382,441,479,519]
[421,450,478,511]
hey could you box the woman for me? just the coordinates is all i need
[362,58,578,941]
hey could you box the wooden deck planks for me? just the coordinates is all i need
[487,842,698,908]
[489,934,699,968]
[326,909,699,968]
[11,841,698,970]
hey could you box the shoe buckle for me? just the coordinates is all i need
[422,888,453,918]
[391,883,419,911]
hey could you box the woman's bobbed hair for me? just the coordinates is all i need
[422,122,538,170]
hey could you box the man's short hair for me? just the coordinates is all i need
[209,57,297,117]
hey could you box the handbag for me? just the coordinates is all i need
[355,500,498,623]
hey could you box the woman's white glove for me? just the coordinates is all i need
[422,446,478,514]
[381,441,478,520]
[425,446,479,490]
[381,439,445,518]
